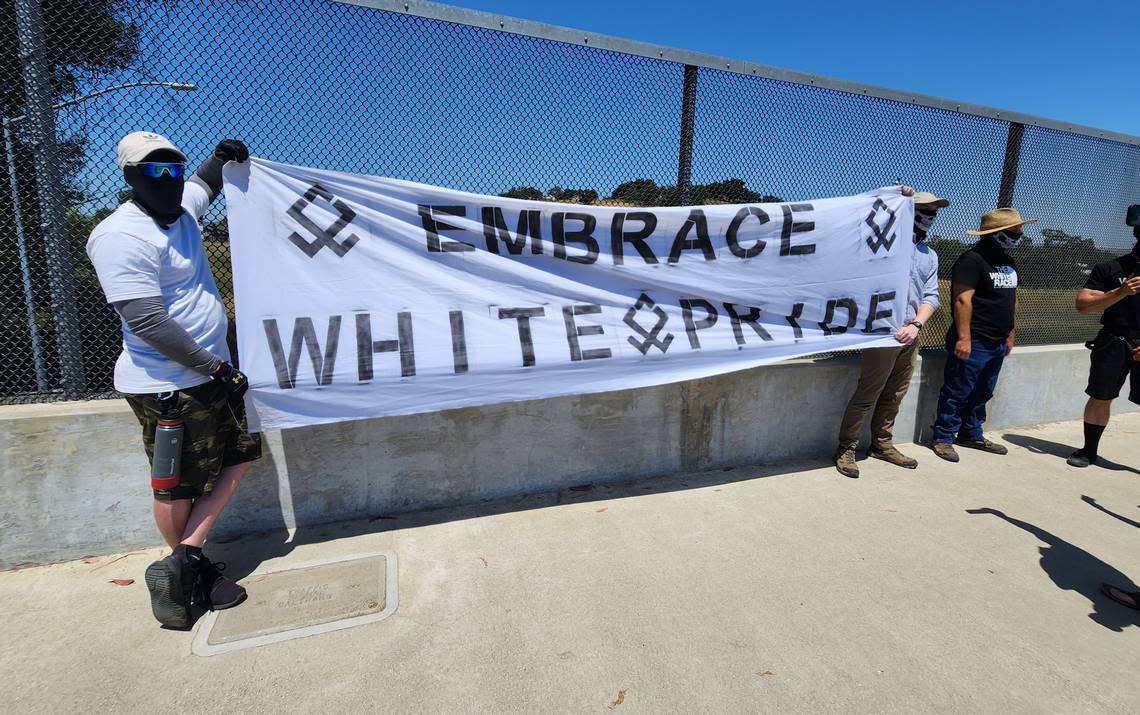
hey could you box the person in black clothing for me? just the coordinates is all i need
[930,207,1036,462]
[1068,204,1140,468]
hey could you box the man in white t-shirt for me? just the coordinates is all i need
[87,131,259,629]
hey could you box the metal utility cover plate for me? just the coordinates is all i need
[193,552,398,656]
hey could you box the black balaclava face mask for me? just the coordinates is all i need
[124,152,185,227]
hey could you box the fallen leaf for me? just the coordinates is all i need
[478,557,488,568]
[569,484,594,492]
[595,507,608,513]
[756,671,775,677]
[713,488,722,492]
[109,578,134,586]
[608,690,626,709]
[82,556,99,564]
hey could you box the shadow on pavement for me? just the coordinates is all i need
[208,455,835,582]
[1082,495,1140,530]
[1002,433,1140,475]
[966,507,1138,632]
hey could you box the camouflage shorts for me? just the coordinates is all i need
[125,379,262,501]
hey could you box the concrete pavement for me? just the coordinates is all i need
[2,415,1139,713]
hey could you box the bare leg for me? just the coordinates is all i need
[153,499,193,548]
[179,461,253,547]
[1084,397,1111,427]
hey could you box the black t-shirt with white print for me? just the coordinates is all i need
[1084,246,1140,340]
[949,237,1018,342]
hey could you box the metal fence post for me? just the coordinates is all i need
[13,0,86,397]
[998,122,1024,209]
[676,64,698,206]
[3,117,49,392]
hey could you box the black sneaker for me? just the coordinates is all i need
[144,548,195,629]
[1067,449,1097,468]
[194,555,247,611]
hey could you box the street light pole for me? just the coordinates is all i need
[3,115,48,391]
[13,0,86,398]
[3,81,197,395]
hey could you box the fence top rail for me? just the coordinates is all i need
[336,0,1140,148]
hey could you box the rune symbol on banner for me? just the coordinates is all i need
[286,183,361,257]
[863,198,897,254]
[623,293,674,355]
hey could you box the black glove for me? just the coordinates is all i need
[211,361,249,407]
[213,138,249,163]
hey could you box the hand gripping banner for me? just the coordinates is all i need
[223,159,915,430]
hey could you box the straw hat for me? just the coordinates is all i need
[913,191,950,208]
[967,207,1037,236]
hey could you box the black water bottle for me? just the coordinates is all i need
[151,391,183,491]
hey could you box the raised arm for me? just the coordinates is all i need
[189,138,250,205]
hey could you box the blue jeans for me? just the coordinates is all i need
[932,336,1007,443]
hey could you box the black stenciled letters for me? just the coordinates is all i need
[552,212,599,264]
[419,204,474,253]
[611,212,659,265]
[356,312,416,380]
[680,298,718,349]
[725,206,770,259]
[723,303,773,344]
[862,291,896,334]
[481,207,544,255]
[785,303,805,339]
[668,209,716,263]
[819,298,858,336]
[562,304,612,361]
[263,316,341,388]
[498,307,545,366]
[449,310,469,373]
[779,203,816,256]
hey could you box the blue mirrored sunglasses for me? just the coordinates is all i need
[134,162,185,179]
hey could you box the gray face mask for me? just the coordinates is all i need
[992,230,1022,250]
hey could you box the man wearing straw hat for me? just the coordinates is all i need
[833,189,949,478]
[1067,204,1140,468]
[930,207,1035,462]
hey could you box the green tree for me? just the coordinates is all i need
[498,186,543,201]
[547,186,599,204]
[1,0,153,396]
[609,178,673,206]
[607,177,780,206]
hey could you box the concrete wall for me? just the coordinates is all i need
[0,344,1116,568]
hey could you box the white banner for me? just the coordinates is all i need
[224,159,915,430]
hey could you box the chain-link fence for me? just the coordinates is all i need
[3,0,1139,404]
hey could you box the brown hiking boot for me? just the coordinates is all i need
[931,442,959,462]
[955,436,1008,455]
[869,445,918,469]
[834,447,860,478]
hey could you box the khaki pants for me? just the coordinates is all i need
[837,342,918,451]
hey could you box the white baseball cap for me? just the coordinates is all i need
[116,131,186,168]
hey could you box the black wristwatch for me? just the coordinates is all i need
[909,320,924,330]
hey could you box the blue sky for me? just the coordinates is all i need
[58,0,1140,254]
[450,0,1140,137]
